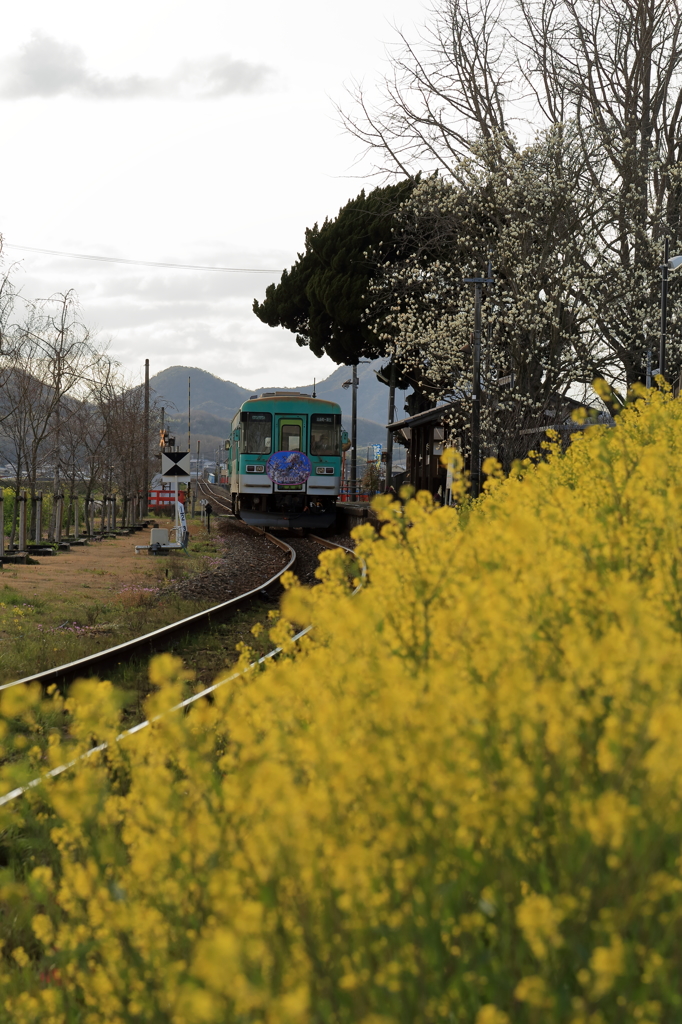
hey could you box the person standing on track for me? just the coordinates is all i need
[205,502,213,534]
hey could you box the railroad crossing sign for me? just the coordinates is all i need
[161,451,191,479]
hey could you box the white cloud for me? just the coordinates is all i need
[0,32,273,99]
[5,251,336,388]
[0,0,426,388]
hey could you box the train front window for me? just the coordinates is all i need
[280,420,302,451]
[243,412,272,454]
[310,414,340,456]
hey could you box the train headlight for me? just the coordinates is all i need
[316,466,335,475]
[246,465,265,473]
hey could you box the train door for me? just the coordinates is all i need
[278,416,305,452]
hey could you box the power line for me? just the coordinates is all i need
[3,243,279,274]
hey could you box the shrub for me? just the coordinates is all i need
[1,386,682,1022]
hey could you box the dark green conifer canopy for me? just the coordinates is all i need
[253,179,416,365]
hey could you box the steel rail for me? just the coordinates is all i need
[0,621,312,808]
[197,480,234,515]
[0,534,358,808]
[0,530,296,694]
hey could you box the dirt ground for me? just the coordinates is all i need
[1,517,181,601]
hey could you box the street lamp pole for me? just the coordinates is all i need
[660,238,670,379]
[471,282,482,498]
[464,262,493,498]
[660,242,682,381]
[385,361,396,493]
[351,364,358,501]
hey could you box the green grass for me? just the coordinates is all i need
[0,527,240,686]
[0,524,284,920]
[0,596,279,923]
[0,524,280,770]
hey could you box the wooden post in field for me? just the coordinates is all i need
[35,492,42,544]
[55,493,63,543]
[18,491,27,551]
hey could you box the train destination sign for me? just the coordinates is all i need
[161,451,191,479]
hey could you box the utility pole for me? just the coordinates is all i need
[660,237,670,379]
[657,243,682,382]
[385,362,396,493]
[471,285,482,498]
[193,440,200,516]
[351,363,358,502]
[464,261,494,499]
[144,358,149,518]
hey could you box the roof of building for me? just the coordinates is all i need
[387,402,459,432]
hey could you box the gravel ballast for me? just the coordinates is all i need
[165,527,289,603]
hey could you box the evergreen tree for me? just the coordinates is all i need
[253,180,417,365]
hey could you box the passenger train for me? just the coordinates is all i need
[224,392,346,529]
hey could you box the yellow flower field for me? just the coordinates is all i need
[1,385,682,1023]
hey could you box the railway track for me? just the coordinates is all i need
[0,486,352,696]
[0,499,356,806]
[197,479,233,513]
[0,528,295,696]
[197,480,353,586]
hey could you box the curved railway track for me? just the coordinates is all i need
[0,527,296,695]
[197,480,353,581]
[0,500,356,806]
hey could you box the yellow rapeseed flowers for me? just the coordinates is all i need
[1,386,682,1021]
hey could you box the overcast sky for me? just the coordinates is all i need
[0,0,428,388]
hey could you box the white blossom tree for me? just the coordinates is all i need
[367,130,616,464]
[342,0,682,388]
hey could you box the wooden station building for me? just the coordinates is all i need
[388,392,596,503]
[388,402,459,501]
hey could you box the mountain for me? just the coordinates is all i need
[149,366,251,420]
[149,361,411,450]
[289,360,410,424]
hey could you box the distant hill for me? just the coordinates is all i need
[149,366,251,421]
[149,361,410,450]
[287,360,410,424]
